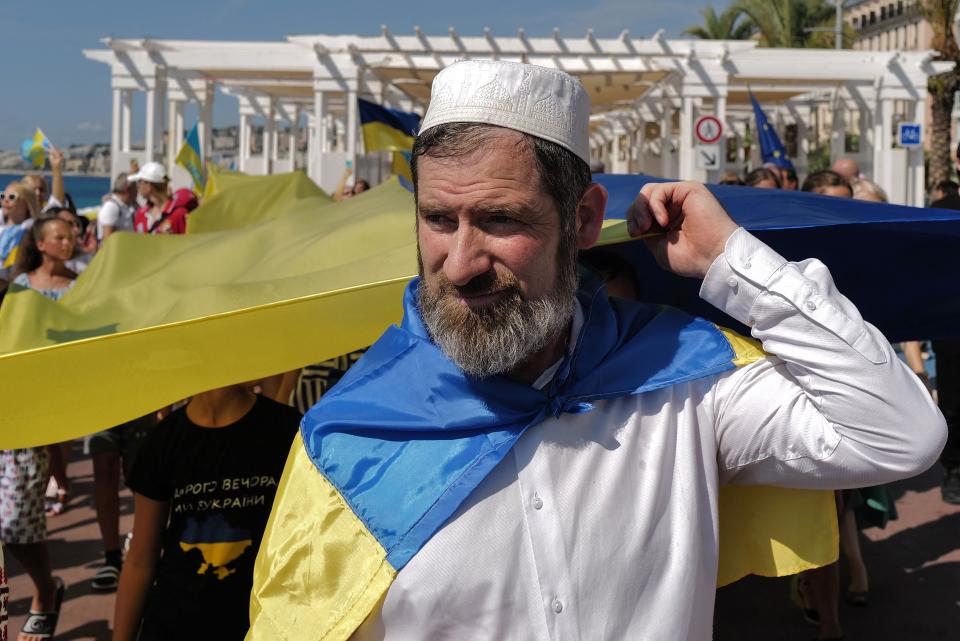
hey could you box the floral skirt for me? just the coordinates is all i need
[0,448,49,544]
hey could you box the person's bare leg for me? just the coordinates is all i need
[805,561,843,639]
[92,451,121,551]
[841,508,869,594]
[6,542,57,611]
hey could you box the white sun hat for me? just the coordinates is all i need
[127,161,168,184]
[419,59,591,164]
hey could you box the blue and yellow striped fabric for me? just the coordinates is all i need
[358,99,420,154]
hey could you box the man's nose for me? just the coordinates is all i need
[443,226,493,287]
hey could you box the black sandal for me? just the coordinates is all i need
[21,577,64,639]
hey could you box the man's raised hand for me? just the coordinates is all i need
[626,181,740,280]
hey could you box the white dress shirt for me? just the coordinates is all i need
[352,229,946,641]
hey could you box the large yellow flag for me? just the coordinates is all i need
[0,176,414,447]
[0,172,835,587]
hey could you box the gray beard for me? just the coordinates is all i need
[417,265,578,379]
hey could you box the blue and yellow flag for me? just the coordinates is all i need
[359,99,420,153]
[749,91,795,171]
[176,122,206,194]
[391,150,413,182]
[20,128,50,168]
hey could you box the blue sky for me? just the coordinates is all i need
[2,0,710,150]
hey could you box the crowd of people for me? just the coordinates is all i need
[0,132,955,641]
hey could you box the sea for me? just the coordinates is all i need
[0,172,111,210]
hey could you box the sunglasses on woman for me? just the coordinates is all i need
[1,193,18,202]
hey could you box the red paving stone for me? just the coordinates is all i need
[4,445,958,639]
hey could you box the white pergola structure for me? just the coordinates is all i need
[84,30,950,206]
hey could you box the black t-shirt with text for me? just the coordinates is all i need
[128,395,301,641]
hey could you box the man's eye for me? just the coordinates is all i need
[424,214,454,227]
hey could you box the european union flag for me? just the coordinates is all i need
[176,122,206,194]
[358,99,420,153]
[749,92,795,171]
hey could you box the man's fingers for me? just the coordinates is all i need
[626,192,653,237]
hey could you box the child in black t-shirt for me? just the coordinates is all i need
[112,385,301,641]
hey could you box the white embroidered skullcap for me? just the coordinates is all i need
[419,59,591,164]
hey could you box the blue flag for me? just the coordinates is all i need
[749,91,795,171]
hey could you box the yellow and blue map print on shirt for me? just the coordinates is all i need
[179,514,253,580]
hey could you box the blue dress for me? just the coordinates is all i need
[12,272,74,301]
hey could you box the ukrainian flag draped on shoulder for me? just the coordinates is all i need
[247,275,836,640]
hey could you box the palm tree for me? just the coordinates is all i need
[920,0,960,185]
[734,0,842,48]
[683,5,754,40]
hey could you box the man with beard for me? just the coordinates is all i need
[247,60,945,641]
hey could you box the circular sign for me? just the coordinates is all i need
[695,115,723,144]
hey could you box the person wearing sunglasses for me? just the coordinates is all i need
[1,182,40,282]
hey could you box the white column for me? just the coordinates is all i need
[199,83,215,164]
[660,107,673,179]
[715,95,728,180]
[678,96,695,179]
[797,116,809,175]
[346,87,358,167]
[166,99,182,171]
[610,131,624,174]
[871,98,884,185]
[911,97,926,207]
[121,89,133,153]
[264,98,276,174]
[111,88,122,179]
[831,100,846,163]
[238,113,250,172]
[289,106,301,172]
[145,86,157,161]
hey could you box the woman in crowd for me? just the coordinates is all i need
[1,182,40,282]
[98,173,138,243]
[11,216,77,301]
[130,162,196,235]
[52,207,96,274]
[2,216,76,640]
[113,384,301,641]
[744,166,782,189]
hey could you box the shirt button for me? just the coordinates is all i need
[805,300,817,311]
[552,598,563,613]
[532,494,543,510]
[726,276,737,289]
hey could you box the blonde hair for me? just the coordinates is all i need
[851,178,888,203]
[4,181,40,219]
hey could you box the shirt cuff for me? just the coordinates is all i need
[699,227,788,325]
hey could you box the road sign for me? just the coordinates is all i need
[695,144,721,170]
[695,115,723,144]
[898,122,922,147]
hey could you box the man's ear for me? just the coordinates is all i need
[575,183,608,250]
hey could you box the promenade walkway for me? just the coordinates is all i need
[4,442,958,639]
